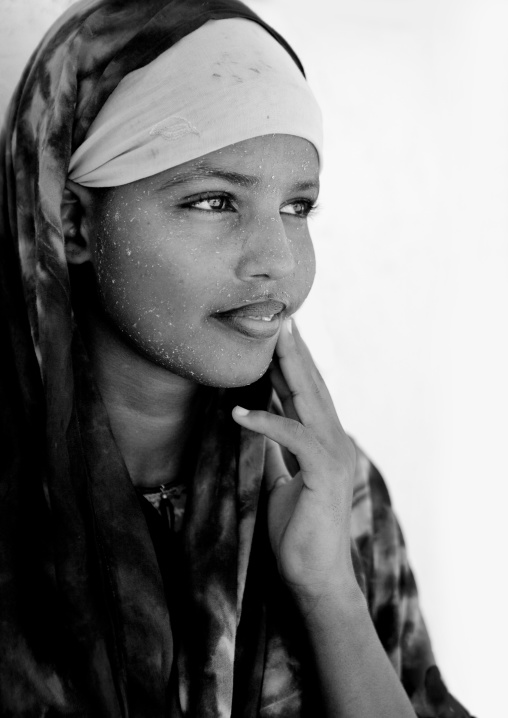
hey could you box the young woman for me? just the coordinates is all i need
[0,1,472,716]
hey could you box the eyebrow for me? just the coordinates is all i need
[156,165,319,194]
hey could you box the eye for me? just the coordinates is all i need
[280,199,318,218]
[185,193,235,212]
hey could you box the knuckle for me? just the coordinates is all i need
[285,416,306,441]
[310,380,322,400]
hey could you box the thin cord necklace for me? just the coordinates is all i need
[138,481,186,532]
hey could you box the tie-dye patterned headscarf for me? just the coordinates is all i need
[0,1,314,716]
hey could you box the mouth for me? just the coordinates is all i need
[212,299,286,340]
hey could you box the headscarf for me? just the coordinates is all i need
[68,18,324,186]
[0,1,319,716]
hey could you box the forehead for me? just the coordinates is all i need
[146,134,320,194]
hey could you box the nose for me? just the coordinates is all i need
[235,214,296,281]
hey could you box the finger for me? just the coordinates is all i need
[288,321,338,415]
[291,321,329,392]
[264,438,294,492]
[263,440,305,560]
[232,406,325,480]
[274,319,332,430]
[269,360,299,422]
[282,320,347,435]
[265,389,300,475]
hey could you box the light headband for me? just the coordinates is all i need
[68,18,323,187]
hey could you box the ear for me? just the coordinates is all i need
[61,179,94,264]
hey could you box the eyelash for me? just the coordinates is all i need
[182,192,318,218]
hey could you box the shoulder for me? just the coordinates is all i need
[350,439,398,544]
[348,441,414,632]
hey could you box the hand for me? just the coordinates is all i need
[232,318,357,609]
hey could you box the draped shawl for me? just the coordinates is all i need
[0,1,473,717]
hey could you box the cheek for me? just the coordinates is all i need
[88,202,316,387]
[93,214,183,329]
[290,227,316,310]
[303,237,317,285]
[93,212,225,336]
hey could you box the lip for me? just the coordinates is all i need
[212,299,286,340]
[213,312,282,340]
[216,299,287,316]
[215,296,287,316]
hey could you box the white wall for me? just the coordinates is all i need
[1,1,506,716]
[248,3,507,716]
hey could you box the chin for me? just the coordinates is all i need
[210,369,270,389]
[169,354,273,389]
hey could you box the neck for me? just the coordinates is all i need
[82,312,207,489]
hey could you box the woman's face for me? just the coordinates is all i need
[83,134,319,387]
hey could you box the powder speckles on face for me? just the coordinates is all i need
[84,135,318,388]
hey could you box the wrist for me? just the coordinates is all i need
[291,572,368,627]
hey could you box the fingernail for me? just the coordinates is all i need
[233,405,250,416]
[285,318,293,334]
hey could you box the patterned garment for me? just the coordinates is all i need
[348,448,473,718]
[0,0,472,716]
[139,439,474,718]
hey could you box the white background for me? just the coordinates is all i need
[1,1,507,716]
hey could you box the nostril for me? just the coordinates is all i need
[235,220,297,281]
